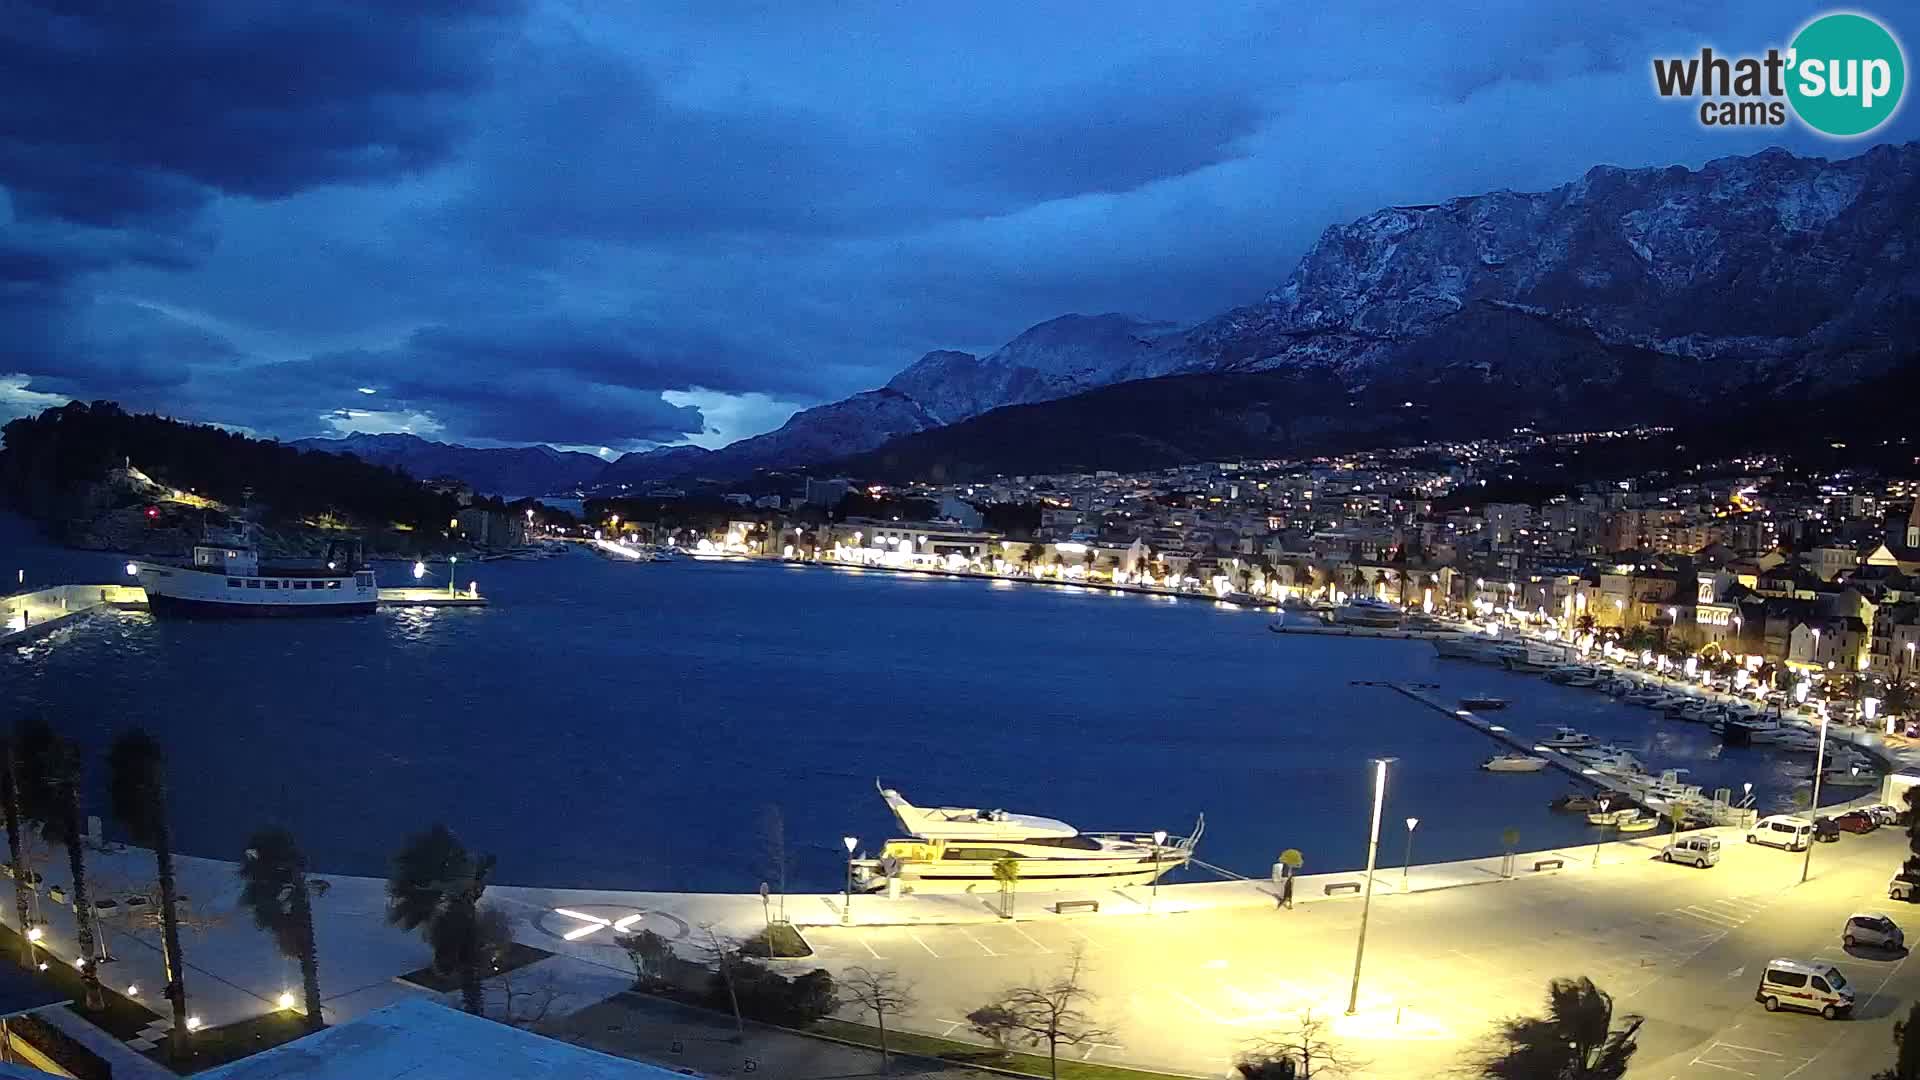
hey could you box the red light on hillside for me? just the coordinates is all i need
[146,506,158,519]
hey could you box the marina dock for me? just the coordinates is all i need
[6,582,484,645]
[1379,681,1607,788]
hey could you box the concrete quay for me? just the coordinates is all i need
[5,798,1894,1078]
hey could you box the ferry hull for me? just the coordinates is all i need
[144,592,377,617]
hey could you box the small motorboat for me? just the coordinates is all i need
[1586,806,1641,825]
[1459,696,1509,711]
[1482,753,1549,773]
[1540,726,1598,749]
[1611,812,1659,833]
[1551,793,1603,813]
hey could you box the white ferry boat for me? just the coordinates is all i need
[130,536,377,616]
[852,784,1200,893]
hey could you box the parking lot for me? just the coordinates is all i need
[798,823,1920,1077]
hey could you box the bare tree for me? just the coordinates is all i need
[492,965,560,1029]
[614,928,674,989]
[971,946,1113,1079]
[1237,1010,1366,1078]
[843,966,917,1071]
[697,922,745,1042]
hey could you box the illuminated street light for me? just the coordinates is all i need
[1592,796,1612,867]
[1151,829,1168,911]
[1402,817,1420,891]
[278,991,295,1010]
[1802,710,1831,885]
[449,554,459,597]
[1346,757,1392,1016]
[842,836,859,925]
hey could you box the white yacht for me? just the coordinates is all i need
[853,784,1201,893]
[130,534,377,616]
[1330,598,1402,628]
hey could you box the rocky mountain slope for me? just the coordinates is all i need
[838,141,1920,480]
[290,432,607,495]
[346,141,1920,493]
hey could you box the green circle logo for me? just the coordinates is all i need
[1787,13,1906,137]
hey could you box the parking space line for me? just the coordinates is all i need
[908,931,940,958]
[1010,924,1052,953]
[1678,906,1742,927]
[960,928,999,956]
[857,937,883,960]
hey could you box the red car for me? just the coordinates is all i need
[1834,810,1879,834]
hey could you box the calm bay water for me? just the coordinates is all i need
[4,512,1827,892]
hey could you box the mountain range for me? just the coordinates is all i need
[299,141,1920,493]
[287,433,608,495]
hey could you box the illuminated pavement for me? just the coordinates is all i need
[793,825,1919,1078]
[13,818,1917,1078]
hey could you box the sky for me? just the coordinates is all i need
[3,1,1916,453]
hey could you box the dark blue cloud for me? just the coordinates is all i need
[0,1,524,229]
[3,0,1918,450]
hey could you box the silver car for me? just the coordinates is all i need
[1844,913,1905,951]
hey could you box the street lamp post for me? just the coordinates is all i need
[449,554,458,597]
[1802,712,1829,885]
[1346,758,1392,1016]
[842,836,858,924]
[1402,817,1419,891]
[1151,829,1168,911]
[1592,797,1612,867]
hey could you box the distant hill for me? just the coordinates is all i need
[289,432,607,496]
[1,402,458,547]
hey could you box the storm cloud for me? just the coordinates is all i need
[3,1,1916,447]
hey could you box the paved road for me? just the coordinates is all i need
[797,825,1920,1078]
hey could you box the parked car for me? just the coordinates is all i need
[1835,810,1879,834]
[1749,815,1814,851]
[1890,873,1919,901]
[1661,835,1722,868]
[1756,958,1854,1019]
[1812,817,1842,843]
[1865,804,1903,826]
[1844,913,1905,951]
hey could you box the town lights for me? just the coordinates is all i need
[125,561,138,577]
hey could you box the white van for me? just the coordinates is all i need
[1661,835,1721,868]
[1755,958,1853,1019]
[1748,815,1814,852]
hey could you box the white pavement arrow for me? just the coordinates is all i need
[1726,965,1746,980]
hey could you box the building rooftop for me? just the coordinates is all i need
[198,999,683,1080]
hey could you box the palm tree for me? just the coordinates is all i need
[107,730,191,1055]
[1474,976,1641,1079]
[16,719,103,1009]
[237,828,324,1032]
[386,824,498,1014]
[0,738,37,968]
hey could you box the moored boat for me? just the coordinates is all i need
[1482,753,1549,773]
[130,534,377,617]
[1459,695,1509,711]
[852,783,1200,893]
